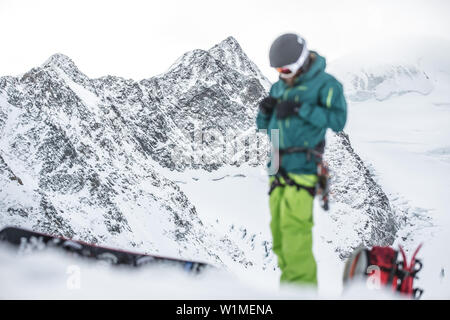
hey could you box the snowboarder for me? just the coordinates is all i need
[256,33,347,286]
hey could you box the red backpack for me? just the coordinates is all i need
[343,244,423,299]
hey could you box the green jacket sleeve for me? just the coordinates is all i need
[297,78,347,132]
[256,86,275,130]
[256,110,271,130]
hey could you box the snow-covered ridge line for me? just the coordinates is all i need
[339,64,433,102]
[328,36,450,102]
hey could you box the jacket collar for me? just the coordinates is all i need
[293,51,326,85]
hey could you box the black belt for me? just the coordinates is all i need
[278,140,325,162]
[269,167,316,197]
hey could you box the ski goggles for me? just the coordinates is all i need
[276,67,294,75]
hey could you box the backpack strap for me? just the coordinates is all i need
[396,244,424,298]
[387,250,399,286]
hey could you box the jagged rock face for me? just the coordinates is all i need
[0,36,398,265]
[136,40,271,170]
[0,80,211,259]
[12,37,271,172]
[324,132,397,258]
[0,38,271,265]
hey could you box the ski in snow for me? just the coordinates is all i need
[0,226,210,273]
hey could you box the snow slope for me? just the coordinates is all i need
[346,95,450,299]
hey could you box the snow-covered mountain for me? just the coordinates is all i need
[0,37,274,266]
[0,37,401,274]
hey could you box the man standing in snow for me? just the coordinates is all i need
[256,33,347,286]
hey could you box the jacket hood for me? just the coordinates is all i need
[295,51,326,83]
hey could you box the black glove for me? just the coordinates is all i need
[258,96,277,115]
[276,100,301,119]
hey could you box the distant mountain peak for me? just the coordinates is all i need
[208,36,245,61]
[213,36,241,50]
[42,53,78,71]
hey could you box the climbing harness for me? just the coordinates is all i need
[269,140,330,211]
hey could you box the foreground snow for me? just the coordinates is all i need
[0,243,400,299]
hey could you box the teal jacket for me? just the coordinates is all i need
[256,52,347,175]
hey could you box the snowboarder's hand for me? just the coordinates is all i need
[276,100,301,119]
[259,96,277,115]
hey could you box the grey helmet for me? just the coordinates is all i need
[269,33,310,78]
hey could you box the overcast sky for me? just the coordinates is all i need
[1,0,449,82]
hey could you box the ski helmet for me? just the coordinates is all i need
[269,33,309,78]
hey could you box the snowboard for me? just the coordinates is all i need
[0,226,209,273]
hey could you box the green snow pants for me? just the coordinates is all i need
[269,173,318,286]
